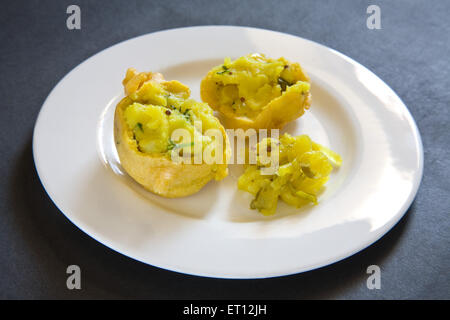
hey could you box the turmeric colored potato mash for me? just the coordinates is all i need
[238,133,342,215]
[114,68,230,198]
[201,53,312,129]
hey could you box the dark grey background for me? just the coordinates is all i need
[1,0,449,299]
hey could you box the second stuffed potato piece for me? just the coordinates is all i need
[201,53,312,130]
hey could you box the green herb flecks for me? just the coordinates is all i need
[167,139,176,151]
[174,142,194,150]
[182,108,192,122]
[216,65,230,75]
[167,139,194,151]
[136,122,144,132]
[277,77,291,92]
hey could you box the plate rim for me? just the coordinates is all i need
[32,25,424,279]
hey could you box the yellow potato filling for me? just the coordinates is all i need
[206,53,310,118]
[115,69,229,197]
[238,133,342,215]
[122,72,221,157]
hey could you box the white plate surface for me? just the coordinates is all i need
[33,26,423,278]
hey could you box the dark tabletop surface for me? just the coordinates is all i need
[1,0,449,299]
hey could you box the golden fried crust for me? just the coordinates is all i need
[114,73,229,198]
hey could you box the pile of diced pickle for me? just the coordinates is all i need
[238,133,342,215]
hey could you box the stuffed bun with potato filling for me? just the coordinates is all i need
[114,68,230,198]
[238,133,342,215]
[201,53,312,129]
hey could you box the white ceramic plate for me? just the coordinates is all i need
[33,26,423,278]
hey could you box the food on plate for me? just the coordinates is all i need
[200,53,311,129]
[114,68,230,198]
[238,133,342,215]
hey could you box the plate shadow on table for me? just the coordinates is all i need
[8,137,414,299]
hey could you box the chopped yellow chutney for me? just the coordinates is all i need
[238,133,342,215]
